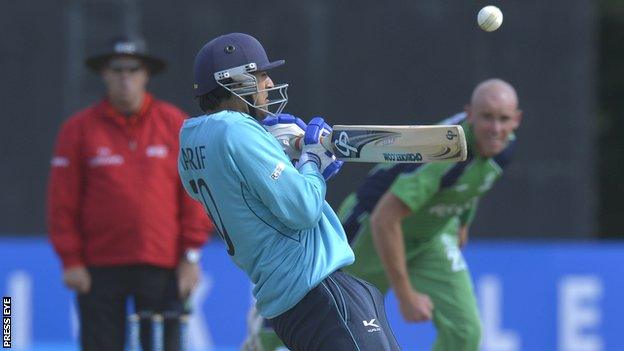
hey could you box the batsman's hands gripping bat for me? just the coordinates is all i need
[291,124,468,163]
[295,117,344,181]
[262,113,306,163]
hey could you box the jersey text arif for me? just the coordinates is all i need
[180,146,207,170]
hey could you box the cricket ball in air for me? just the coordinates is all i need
[477,6,503,32]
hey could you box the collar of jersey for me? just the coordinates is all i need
[101,93,153,126]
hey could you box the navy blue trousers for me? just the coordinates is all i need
[269,270,401,351]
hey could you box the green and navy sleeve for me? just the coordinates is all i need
[389,163,451,212]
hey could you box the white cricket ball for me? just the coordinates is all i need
[477,6,503,32]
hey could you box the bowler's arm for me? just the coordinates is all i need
[370,191,413,299]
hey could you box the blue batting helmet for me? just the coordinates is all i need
[193,33,285,96]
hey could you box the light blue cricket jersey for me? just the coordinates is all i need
[178,110,354,318]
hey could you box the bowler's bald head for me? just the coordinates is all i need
[470,78,518,110]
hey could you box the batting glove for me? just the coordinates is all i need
[296,117,344,181]
[262,113,307,163]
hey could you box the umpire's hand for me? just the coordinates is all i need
[177,260,200,299]
[63,266,91,293]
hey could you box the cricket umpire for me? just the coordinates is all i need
[47,35,212,351]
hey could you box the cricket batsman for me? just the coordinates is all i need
[180,32,400,351]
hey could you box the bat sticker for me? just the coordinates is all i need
[446,130,458,140]
[383,153,423,162]
[333,132,358,156]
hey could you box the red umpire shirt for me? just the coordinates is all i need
[48,93,212,269]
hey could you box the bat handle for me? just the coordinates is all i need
[290,135,333,153]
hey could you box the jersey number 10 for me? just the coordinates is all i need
[188,178,235,256]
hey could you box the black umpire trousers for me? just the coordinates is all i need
[77,265,183,351]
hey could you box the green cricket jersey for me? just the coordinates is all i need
[336,112,516,351]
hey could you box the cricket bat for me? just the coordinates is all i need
[292,125,467,163]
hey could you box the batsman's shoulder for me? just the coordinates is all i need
[220,114,280,162]
[223,113,267,139]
